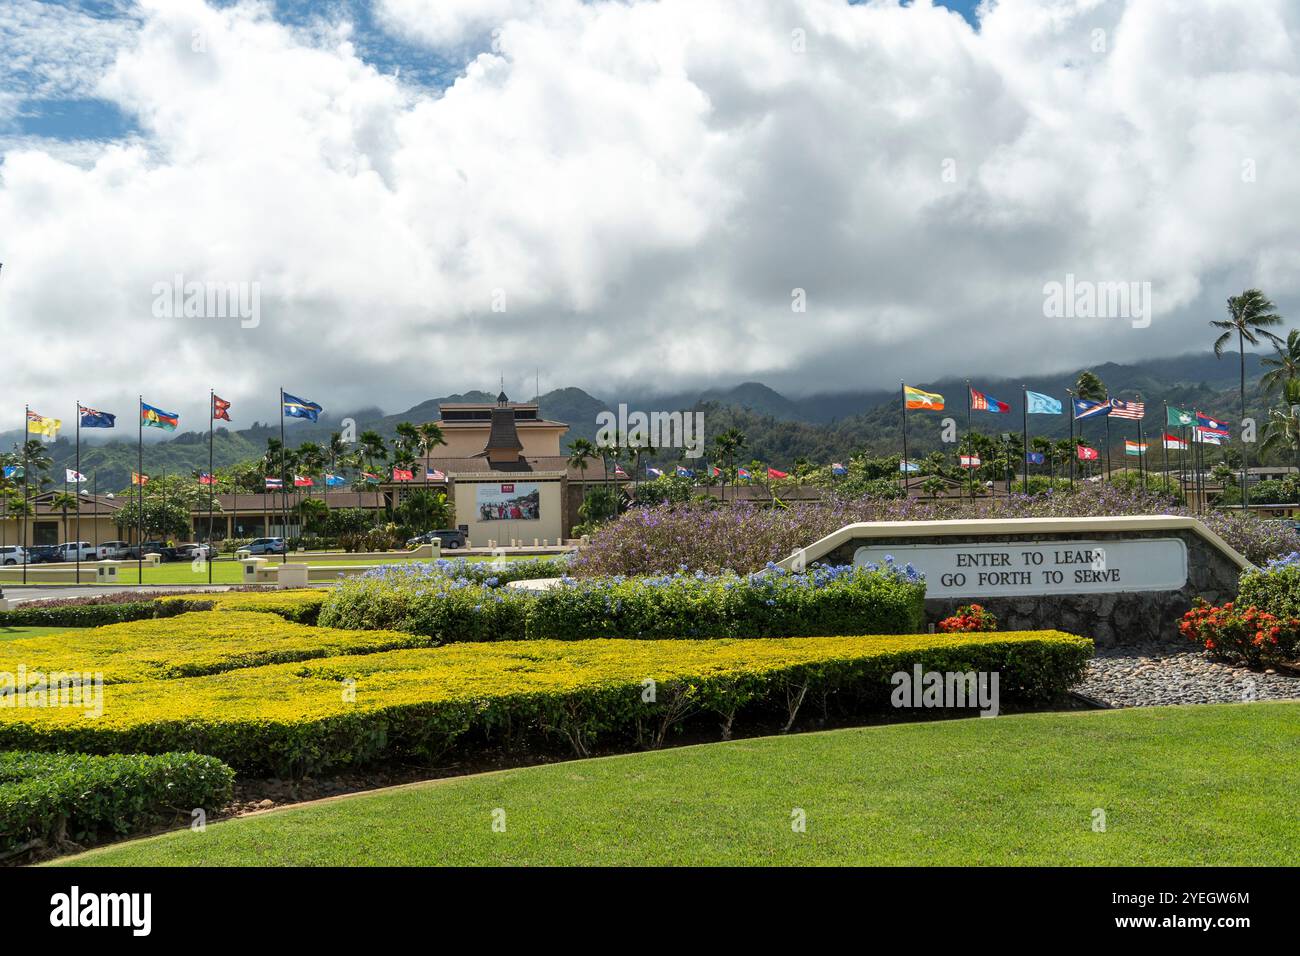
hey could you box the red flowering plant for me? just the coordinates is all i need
[1179,599,1300,668]
[937,604,998,633]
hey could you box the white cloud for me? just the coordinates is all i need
[1,0,1299,428]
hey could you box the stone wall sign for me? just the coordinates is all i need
[851,538,1188,599]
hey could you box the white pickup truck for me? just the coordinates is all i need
[54,541,109,561]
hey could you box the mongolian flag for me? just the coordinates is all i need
[1167,406,1196,428]
[959,454,981,469]
[265,477,283,489]
[903,385,945,411]
[212,395,232,422]
[324,473,347,486]
[141,402,179,431]
[294,475,314,487]
[1026,391,1062,415]
[831,462,848,476]
[282,393,323,422]
[132,472,150,485]
[1072,398,1110,421]
[1164,433,1188,450]
[79,406,115,428]
[198,473,217,485]
[1124,440,1148,456]
[65,469,86,483]
[392,468,414,482]
[26,411,61,437]
[767,467,789,479]
[969,388,1010,413]
[1077,446,1100,461]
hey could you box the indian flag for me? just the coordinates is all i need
[904,385,945,410]
[1125,440,1148,457]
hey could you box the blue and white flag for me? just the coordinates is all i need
[831,462,848,476]
[1072,398,1111,421]
[646,467,664,479]
[1026,391,1062,415]
[282,393,322,422]
[324,473,347,487]
[1025,452,1045,465]
[65,469,86,483]
[675,465,694,478]
[899,459,920,473]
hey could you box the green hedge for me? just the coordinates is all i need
[0,599,208,629]
[0,751,233,855]
[0,631,1092,777]
[318,563,927,642]
[1237,560,1300,619]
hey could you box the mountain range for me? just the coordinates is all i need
[1,351,1284,490]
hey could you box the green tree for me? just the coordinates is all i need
[50,491,78,542]
[1261,328,1300,395]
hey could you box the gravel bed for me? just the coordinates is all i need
[1075,641,1300,708]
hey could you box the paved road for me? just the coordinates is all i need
[0,584,237,605]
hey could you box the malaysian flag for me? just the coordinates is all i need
[1108,399,1146,420]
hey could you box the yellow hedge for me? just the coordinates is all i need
[0,610,438,686]
[157,589,328,624]
[0,629,1092,776]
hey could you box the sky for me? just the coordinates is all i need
[1,0,1298,427]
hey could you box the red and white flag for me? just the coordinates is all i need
[392,468,414,481]
[1163,433,1188,450]
[1077,446,1100,461]
[959,455,981,468]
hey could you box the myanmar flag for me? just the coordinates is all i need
[904,385,945,410]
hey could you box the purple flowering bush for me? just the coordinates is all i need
[525,560,926,640]
[569,485,1299,576]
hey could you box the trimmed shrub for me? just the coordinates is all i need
[523,562,925,640]
[1237,552,1300,620]
[938,604,998,633]
[159,588,328,625]
[0,611,442,687]
[0,751,233,855]
[318,572,530,642]
[1179,599,1300,668]
[0,598,206,629]
[0,631,1093,777]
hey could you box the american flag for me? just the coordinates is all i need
[1108,399,1146,420]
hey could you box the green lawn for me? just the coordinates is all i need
[54,702,1300,866]
[0,626,84,643]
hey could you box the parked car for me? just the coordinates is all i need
[25,545,62,564]
[238,537,287,556]
[406,529,467,550]
[55,542,104,562]
[171,543,211,561]
[99,540,132,559]
[121,541,177,561]
[0,546,27,566]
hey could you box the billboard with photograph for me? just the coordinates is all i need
[476,482,541,521]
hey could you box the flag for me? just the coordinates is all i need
[831,462,848,476]
[736,467,752,480]
[1072,398,1110,421]
[1124,440,1148,457]
[614,465,629,478]
[132,472,150,485]
[903,385,945,411]
[1077,446,1100,461]
[1194,429,1223,445]
[265,477,283,489]
[1167,406,1196,428]
[1195,411,1230,436]
[26,411,61,437]
[675,465,694,478]
[1109,399,1146,421]
[325,473,347,486]
[294,475,314,487]
[65,469,86,483]
[79,407,115,428]
[2,465,22,479]
[426,469,446,481]
[710,466,722,478]
[198,472,216,485]
[392,468,414,482]
[140,402,179,431]
[959,454,981,469]
[1026,451,1045,465]
[212,395,232,422]
[361,472,381,484]
[1163,433,1188,450]
[899,459,920,473]
[1026,391,1062,415]
[969,388,1010,413]
[647,467,664,479]
[767,467,789,479]
[282,393,322,422]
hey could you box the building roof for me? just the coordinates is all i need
[423,455,607,480]
[482,404,524,452]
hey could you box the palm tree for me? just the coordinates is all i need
[394,422,419,461]
[297,441,324,500]
[1261,379,1300,477]
[567,438,597,501]
[1261,329,1300,395]
[415,421,447,487]
[1212,288,1285,506]
[50,491,78,543]
[713,427,747,502]
[1074,370,1107,403]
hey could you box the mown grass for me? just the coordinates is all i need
[54,701,1300,866]
[0,626,85,643]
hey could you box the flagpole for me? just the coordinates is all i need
[1162,402,1171,496]
[965,380,973,506]
[74,402,80,584]
[280,387,287,563]
[208,388,214,584]
[1137,394,1147,492]
[1067,391,1075,491]
[22,406,28,586]
[137,395,143,584]
[1104,411,1112,483]
[899,383,908,497]
[1021,387,1029,494]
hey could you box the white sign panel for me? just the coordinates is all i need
[852,538,1188,599]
